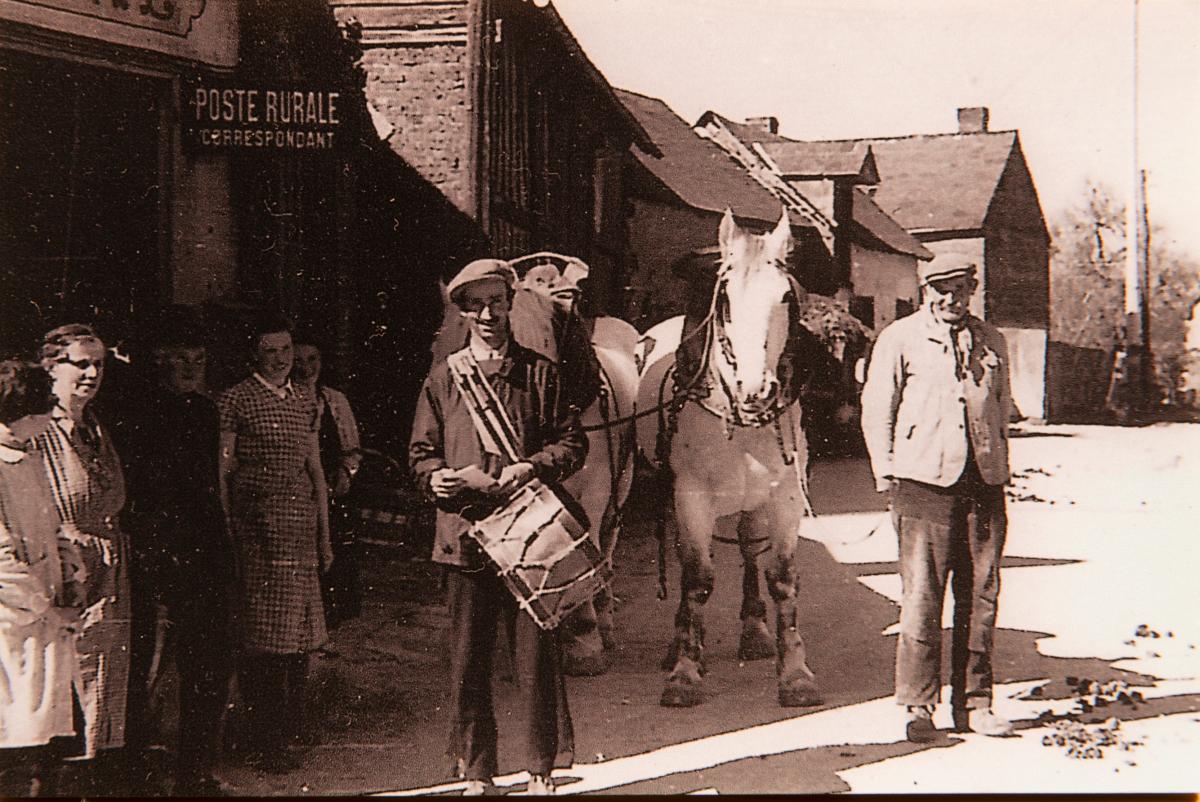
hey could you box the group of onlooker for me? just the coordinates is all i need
[0,309,361,795]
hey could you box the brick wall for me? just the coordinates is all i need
[331,2,475,216]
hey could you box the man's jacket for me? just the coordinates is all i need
[409,340,587,568]
[860,307,1012,491]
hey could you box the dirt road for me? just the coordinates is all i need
[213,422,1199,795]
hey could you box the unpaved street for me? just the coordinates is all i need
[214,422,1200,795]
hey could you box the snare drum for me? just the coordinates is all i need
[469,479,610,630]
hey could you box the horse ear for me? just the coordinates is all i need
[718,208,740,256]
[767,208,793,257]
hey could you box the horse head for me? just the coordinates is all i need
[512,253,590,317]
[711,208,795,424]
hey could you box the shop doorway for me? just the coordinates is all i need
[0,51,165,349]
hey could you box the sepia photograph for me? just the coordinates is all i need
[0,0,1197,796]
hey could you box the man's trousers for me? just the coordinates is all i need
[891,466,1007,713]
[444,567,573,782]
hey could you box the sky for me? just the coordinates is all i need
[553,0,1200,259]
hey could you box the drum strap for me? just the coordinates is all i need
[447,348,522,464]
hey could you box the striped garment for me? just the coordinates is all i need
[219,378,327,654]
[21,412,130,758]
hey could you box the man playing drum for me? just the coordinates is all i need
[409,259,588,796]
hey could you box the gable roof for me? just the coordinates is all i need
[706,110,1023,234]
[700,111,789,146]
[853,188,933,260]
[616,89,791,227]
[759,140,879,183]
[803,131,1019,232]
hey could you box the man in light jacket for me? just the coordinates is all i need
[860,259,1015,742]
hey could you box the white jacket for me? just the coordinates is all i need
[861,307,1012,492]
[0,452,77,748]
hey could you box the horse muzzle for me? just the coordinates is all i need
[733,377,781,424]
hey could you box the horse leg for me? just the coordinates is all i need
[760,500,823,708]
[661,483,714,708]
[737,521,774,662]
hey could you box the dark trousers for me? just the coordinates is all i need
[892,463,1007,711]
[445,567,573,781]
[238,651,310,756]
[173,595,233,781]
[127,564,232,784]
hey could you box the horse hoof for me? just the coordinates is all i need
[600,630,618,653]
[660,681,703,708]
[737,624,775,662]
[778,683,823,708]
[563,651,610,677]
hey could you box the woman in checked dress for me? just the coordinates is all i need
[218,313,331,774]
[14,324,131,782]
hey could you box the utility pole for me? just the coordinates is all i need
[1140,169,1154,409]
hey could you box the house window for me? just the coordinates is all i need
[895,298,915,320]
[850,295,875,330]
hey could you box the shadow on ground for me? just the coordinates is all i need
[202,458,1189,795]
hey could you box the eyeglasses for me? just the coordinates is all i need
[55,357,104,371]
[460,297,508,316]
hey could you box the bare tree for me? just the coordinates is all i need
[1049,183,1127,352]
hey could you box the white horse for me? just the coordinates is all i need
[637,209,823,708]
[513,257,639,675]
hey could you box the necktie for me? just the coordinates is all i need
[951,322,973,382]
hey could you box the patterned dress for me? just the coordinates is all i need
[219,378,326,654]
[18,412,130,758]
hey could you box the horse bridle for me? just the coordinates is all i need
[706,263,793,430]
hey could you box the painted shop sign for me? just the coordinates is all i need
[184,82,343,152]
[10,0,206,36]
[0,0,236,67]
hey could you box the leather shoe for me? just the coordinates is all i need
[968,708,1014,737]
[462,779,493,796]
[904,705,937,743]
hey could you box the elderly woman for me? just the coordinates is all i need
[0,357,85,796]
[13,324,130,779]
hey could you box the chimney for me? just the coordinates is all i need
[745,116,779,135]
[957,107,989,133]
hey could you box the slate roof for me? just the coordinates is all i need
[786,131,1019,233]
[853,189,933,259]
[703,112,789,146]
[616,89,790,226]
[759,140,877,181]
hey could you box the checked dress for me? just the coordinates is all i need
[18,412,130,758]
[218,379,326,654]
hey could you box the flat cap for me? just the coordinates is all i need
[919,259,977,285]
[447,258,516,306]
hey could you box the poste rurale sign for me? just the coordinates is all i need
[186,83,342,151]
